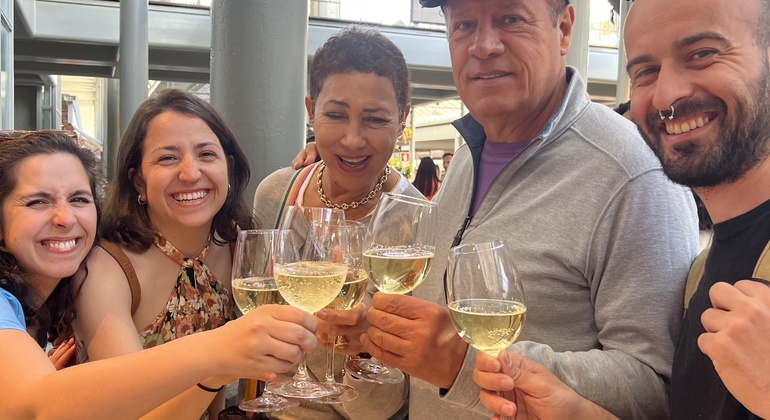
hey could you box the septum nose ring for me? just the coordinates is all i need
[659,105,675,121]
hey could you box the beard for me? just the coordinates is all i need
[638,67,770,189]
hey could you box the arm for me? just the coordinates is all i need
[0,304,318,420]
[473,351,618,420]
[73,248,225,420]
[698,280,770,418]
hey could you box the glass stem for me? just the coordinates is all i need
[292,351,312,382]
[324,335,336,384]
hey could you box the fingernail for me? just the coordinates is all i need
[315,310,328,320]
[503,351,512,367]
[502,403,515,416]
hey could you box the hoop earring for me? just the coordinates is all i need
[137,194,147,205]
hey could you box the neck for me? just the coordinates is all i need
[695,158,770,224]
[26,275,60,307]
[152,221,212,258]
[479,78,567,142]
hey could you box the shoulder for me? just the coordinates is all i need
[78,245,134,306]
[254,166,300,228]
[0,289,25,332]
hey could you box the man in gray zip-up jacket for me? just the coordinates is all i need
[359,0,699,418]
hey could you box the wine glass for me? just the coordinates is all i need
[313,221,368,404]
[267,207,349,399]
[446,240,526,419]
[230,229,297,413]
[347,193,437,384]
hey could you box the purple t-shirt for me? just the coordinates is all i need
[471,140,532,215]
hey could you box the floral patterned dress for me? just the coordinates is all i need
[139,233,233,348]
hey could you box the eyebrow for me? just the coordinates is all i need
[19,190,93,201]
[151,142,222,154]
[626,31,730,74]
[325,99,391,114]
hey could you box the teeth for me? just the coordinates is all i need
[42,239,76,251]
[666,116,710,135]
[174,191,207,202]
[478,74,503,79]
[341,157,366,166]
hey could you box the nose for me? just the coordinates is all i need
[178,156,202,182]
[469,23,504,59]
[651,63,693,115]
[51,204,76,229]
[339,120,366,150]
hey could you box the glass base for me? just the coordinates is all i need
[345,358,405,384]
[309,383,358,404]
[238,392,299,413]
[266,379,336,399]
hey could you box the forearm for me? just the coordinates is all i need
[29,334,220,419]
[138,385,220,420]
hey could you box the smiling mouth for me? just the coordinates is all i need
[473,73,510,81]
[41,239,78,251]
[665,116,711,135]
[173,190,208,202]
[339,156,369,167]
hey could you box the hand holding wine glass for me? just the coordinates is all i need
[348,193,437,384]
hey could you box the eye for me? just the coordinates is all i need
[157,155,178,164]
[323,112,345,120]
[26,199,49,208]
[630,66,659,86]
[453,20,474,32]
[199,150,219,160]
[366,117,390,125]
[70,196,94,207]
[690,49,716,61]
[501,16,521,25]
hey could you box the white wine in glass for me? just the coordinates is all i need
[446,240,526,357]
[231,229,297,413]
[348,193,437,384]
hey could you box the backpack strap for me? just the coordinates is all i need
[273,164,316,228]
[99,240,141,315]
[752,239,770,280]
[684,248,709,310]
[684,236,770,311]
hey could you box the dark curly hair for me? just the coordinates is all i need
[101,89,255,251]
[0,130,102,344]
[308,25,411,118]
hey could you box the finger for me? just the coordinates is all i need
[475,351,502,373]
[371,292,424,320]
[364,323,411,359]
[259,305,319,333]
[291,151,308,169]
[479,389,517,419]
[735,278,770,296]
[360,332,406,365]
[473,368,514,392]
[708,281,744,311]
[316,302,366,327]
[700,306,731,333]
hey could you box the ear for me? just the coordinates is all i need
[305,96,314,121]
[129,167,146,198]
[558,5,576,57]
[400,104,412,134]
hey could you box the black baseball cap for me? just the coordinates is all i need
[419,0,571,7]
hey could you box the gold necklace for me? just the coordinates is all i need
[316,162,391,211]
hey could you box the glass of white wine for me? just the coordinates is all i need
[268,207,349,399]
[446,240,526,418]
[230,229,297,413]
[312,221,368,404]
[347,193,437,384]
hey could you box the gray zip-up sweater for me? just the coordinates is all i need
[408,68,699,419]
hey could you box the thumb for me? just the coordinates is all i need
[498,351,537,391]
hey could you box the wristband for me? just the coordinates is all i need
[197,382,224,393]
